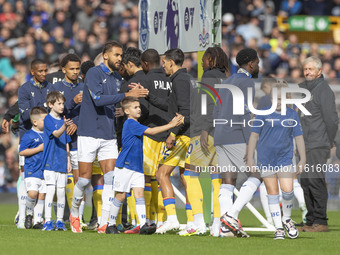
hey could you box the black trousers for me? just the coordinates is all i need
[300,148,329,226]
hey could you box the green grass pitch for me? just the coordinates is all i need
[0,204,339,255]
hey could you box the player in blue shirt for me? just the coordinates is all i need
[51,54,86,226]
[247,82,306,239]
[70,41,148,233]
[17,59,52,228]
[103,96,183,234]
[42,91,73,231]
[19,107,48,229]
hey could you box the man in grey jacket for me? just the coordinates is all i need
[298,56,338,232]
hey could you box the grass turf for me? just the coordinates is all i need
[0,204,339,255]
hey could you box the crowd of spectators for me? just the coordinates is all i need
[0,0,340,191]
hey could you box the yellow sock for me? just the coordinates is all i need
[163,197,176,216]
[144,183,152,221]
[117,206,122,225]
[92,185,103,219]
[184,171,203,215]
[150,199,156,222]
[66,173,74,209]
[211,174,222,218]
[150,177,158,222]
[127,192,138,225]
[157,186,166,222]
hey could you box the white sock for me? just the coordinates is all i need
[18,174,27,222]
[45,185,56,222]
[132,219,136,226]
[79,201,85,220]
[293,179,306,207]
[56,187,65,222]
[157,221,163,228]
[281,190,294,222]
[108,198,122,226]
[167,215,178,223]
[193,213,205,228]
[268,194,282,229]
[71,177,90,217]
[229,177,261,219]
[53,201,58,218]
[34,199,44,224]
[26,197,36,216]
[136,197,146,226]
[213,217,220,226]
[218,184,234,216]
[260,182,272,223]
[100,171,114,226]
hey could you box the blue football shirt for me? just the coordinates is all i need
[115,119,148,173]
[251,107,303,169]
[41,114,71,173]
[19,128,44,179]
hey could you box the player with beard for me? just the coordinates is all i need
[69,41,149,233]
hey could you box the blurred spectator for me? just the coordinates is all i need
[75,6,98,33]
[279,0,302,17]
[0,47,16,90]
[0,2,16,23]
[50,10,73,38]
[236,17,263,47]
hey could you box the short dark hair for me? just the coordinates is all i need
[30,107,47,123]
[60,53,81,68]
[141,49,160,66]
[81,60,95,77]
[31,59,46,69]
[164,48,184,66]
[203,47,229,72]
[121,96,139,112]
[46,90,65,107]
[102,41,123,55]
[122,47,142,67]
[236,48,258,67]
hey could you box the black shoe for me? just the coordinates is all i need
[123,222,134,230]
[25,215,33,229]
[33,222,44,229]
[105,224,120,234]
[140,224,156,235]
[87,218,98,230]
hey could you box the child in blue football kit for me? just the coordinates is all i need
[103,97,183,234]
[41,91,73,231]
[247,82,306,240]
[19,107,48,229]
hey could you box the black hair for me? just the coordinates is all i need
[203,47,229,73]
[31,59,45,69]
[122,47,142,67]
[141,49,160,66]
[164,48,184,66]
[236,48,258,67]
[81,60,95,77]
[102,41,123,55]
[60,53,81,68]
